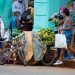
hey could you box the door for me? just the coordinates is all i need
[33,0,49,31]
[33,0,71,31]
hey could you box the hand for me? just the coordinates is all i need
[60,31,64,34]
[58,27,63,31]
[58,27,63,33]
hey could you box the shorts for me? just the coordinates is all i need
[64,33,72,45]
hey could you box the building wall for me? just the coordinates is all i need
[33,0,49,31]
[60,0,71,7]
[0,0,12,30]
[33,0,71,31]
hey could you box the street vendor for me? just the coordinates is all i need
[54,8,73,65]
[21,3,34,62]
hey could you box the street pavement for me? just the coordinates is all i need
[0,64,75,75]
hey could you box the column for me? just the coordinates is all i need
[33,0,49,31]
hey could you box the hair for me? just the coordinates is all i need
[63,8,69,16]
[28,4,34,7]
[28,1,34,7]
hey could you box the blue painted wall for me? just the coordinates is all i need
[0,0,12,30]
[33,0,49,31]
[33,0,71,31]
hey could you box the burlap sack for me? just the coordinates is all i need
[24,31,33,62]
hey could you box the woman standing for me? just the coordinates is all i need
[54,8,73,65]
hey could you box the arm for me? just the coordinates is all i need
[16,17,20,28]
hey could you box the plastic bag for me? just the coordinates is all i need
[55,33,67,48]
[4,30,10,41]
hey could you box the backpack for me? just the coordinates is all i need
[21,9,32,22]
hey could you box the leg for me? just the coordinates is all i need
[57,48,61,57]
[57,48,68,57]
[59,48,65,61]
[64,34,74,59]
[64,50,68,57]
[71,34,74,48]
[54,48,65,65]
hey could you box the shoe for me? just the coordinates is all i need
[73,58,75,61]
[54,61,63,65]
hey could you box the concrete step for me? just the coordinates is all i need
[54,59,75,69]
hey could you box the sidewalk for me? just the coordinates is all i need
[54,58,75,69]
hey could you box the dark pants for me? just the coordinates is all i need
[0,42,2,48]
[57,48,68,57]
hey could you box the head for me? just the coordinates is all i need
[63,8,69,17]
[18,0,23,3]
[28,1,34,9]
[67,2,73,10]
[28,5,34,9]
[12,9,21,16]
[12,12,17,16]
